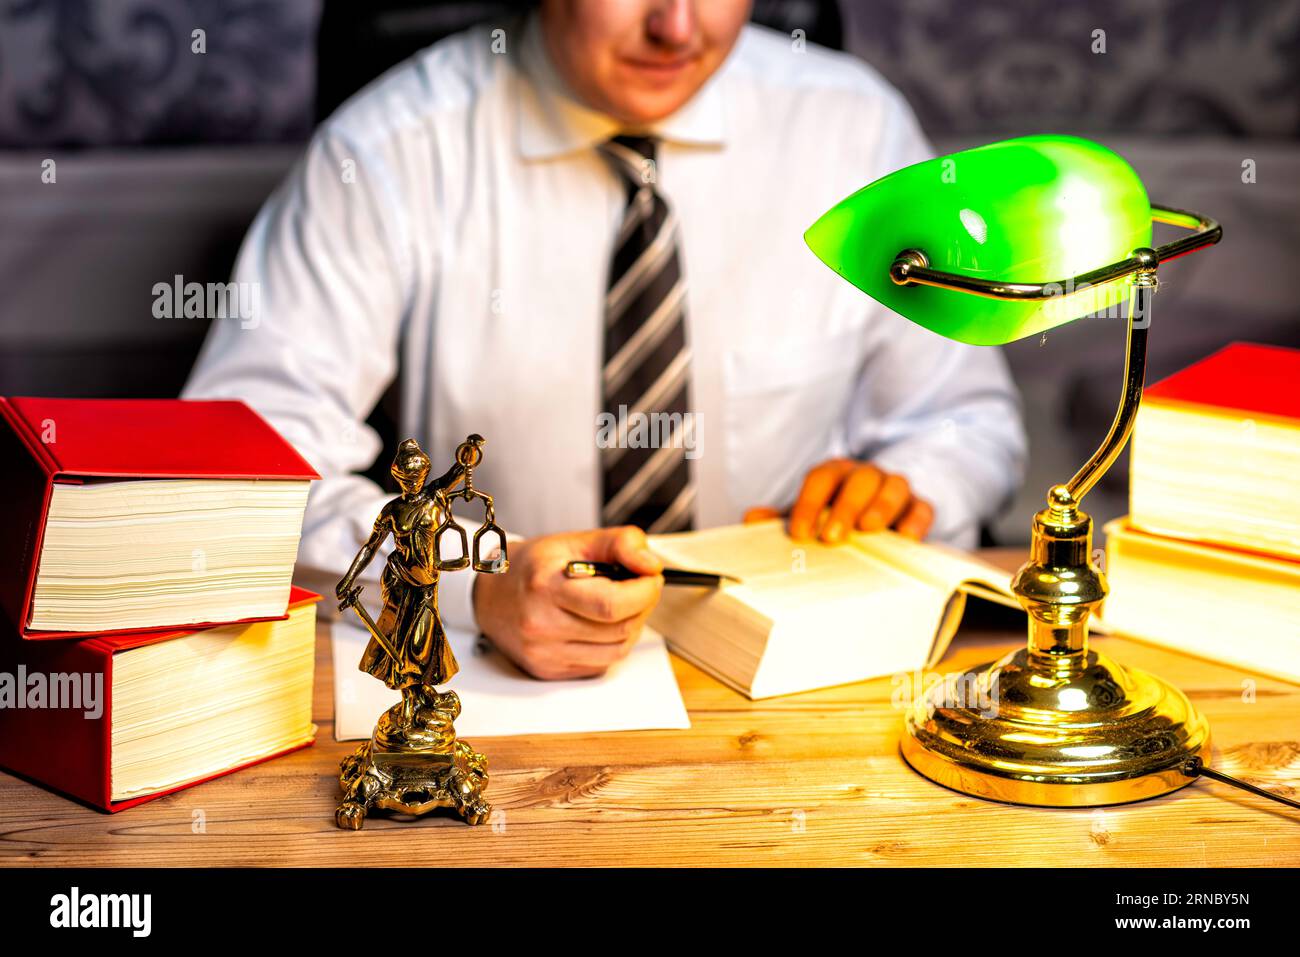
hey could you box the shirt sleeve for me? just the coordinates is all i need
[849,322,1027,549]
[182,126,480,630]
[844,91,1028,549]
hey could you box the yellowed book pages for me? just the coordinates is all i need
[30,478,309,632]
[1131,401,1300,561]
[1101,519,1300,684]
[111,602,318,800]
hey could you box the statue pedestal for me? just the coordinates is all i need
[336,689,491,830]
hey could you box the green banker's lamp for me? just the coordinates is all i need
[806,135,1222,806]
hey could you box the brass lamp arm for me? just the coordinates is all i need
[889,205,1221,301]
[1064,263,1154,503]
[887,203,1222,507]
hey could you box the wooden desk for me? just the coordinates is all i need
[2,552,1298,867]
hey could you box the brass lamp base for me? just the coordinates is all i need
[902,646,1211,807]
[902,479,1212,808]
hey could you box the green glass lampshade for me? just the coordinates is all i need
[804,135,1152,345]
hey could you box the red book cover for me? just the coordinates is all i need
[0,397,320,640]
[0,588,319,813]
[1143,342,1300,424]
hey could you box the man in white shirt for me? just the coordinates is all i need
[185,1,1026,680]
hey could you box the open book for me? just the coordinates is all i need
[648,521,1019,699]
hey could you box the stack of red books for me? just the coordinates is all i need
[0,397,320,811]
[1103,343,1300,684]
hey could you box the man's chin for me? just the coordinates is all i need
[606,87,701,126]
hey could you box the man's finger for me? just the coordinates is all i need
[520,599,638,646]
[586,524,662,576]
[554,574,661,624]
[789,459,854,540]
[822,464,883,543]
[552,635,643,675]
[894,498,934,540]
[858,473,912,531]
[743,506,782,524]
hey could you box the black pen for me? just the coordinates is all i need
[564,560,740,588]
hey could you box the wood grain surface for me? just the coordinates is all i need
[2,551,1297,867]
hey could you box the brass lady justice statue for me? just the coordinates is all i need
[333,434,508,830]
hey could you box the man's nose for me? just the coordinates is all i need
[646,0,697,48]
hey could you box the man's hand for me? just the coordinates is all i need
[744,458,934,543]
[472,526,664,680]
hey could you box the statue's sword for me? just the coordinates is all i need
[339,585,401,663]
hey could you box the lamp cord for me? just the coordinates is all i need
[1181,757,1300,812]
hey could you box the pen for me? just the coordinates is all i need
[564,560,741,588]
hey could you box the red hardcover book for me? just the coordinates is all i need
[0,588,319,812]
[0,397,319,639]
[1143,341,1300,422]
[1132,341,1300,561]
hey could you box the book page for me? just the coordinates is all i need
[652,521,1010,583]
[651,521,895,590]
[651,521,1013,610]
[848,528,1014,603]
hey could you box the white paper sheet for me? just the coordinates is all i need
[331,621,691,741]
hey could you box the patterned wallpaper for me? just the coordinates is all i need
[0,0,320,147]
[841,0,1300,138]
[1,0,1296,147]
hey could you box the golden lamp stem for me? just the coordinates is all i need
[1065,248,1159,501]
[1013,250,1159,666]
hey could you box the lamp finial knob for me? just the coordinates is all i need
[1047,484,1075,510]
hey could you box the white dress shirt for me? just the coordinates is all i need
[184,15,1027,631]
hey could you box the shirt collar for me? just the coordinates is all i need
[515,12,727,160]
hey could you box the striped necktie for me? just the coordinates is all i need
[597,134,695,534]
